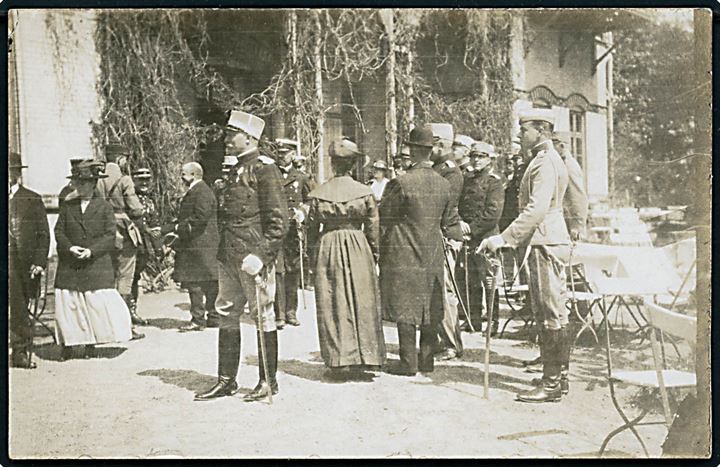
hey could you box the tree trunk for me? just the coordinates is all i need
[313,11,325,183]
[289,10,302,160]
[380,9,397,165]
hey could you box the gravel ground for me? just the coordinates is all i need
[9,285,669,459]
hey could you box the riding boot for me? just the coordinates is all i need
[123,294,148,326]
[517,328,562,403]
[559,326,572,395]
[244,331,279,401]
[195,328,241,401]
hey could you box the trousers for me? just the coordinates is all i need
[185,280,219,324]
[274,269,299,321]
[398,322,437,374]
[527,244,570,331]
[112,244,137,296]
[437,244,463,354]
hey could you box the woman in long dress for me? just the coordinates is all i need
[306,138,386,379]
[54,161,132,359]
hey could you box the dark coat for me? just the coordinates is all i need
[217,151,288,267]
[434,160,465,241]
[458,167,505,249]
[165,180,219,284]
[54,192,117,292]
[379,161,455,326]
[277,167,316,274]
[9,186,50,307]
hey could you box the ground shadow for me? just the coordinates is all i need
[383,343,526,368]
[277,358,379,384]
[137,368,253,395]
[144,317,189,330]
[173,302,191,312]
[32,342,127,361]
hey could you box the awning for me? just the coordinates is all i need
[525,9,656,33]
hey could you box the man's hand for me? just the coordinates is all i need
[78,248,92,260]
[30,265,44,278]
[69,246,85,258]
[476,234,505,254]
[292,208,305,224]
[460,220,471,236]
[241,254,264,276]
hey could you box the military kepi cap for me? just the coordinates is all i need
[518,109,556,126]
[9,152,27,169]
[471,141,495,157]
[328,137,363,159]
[428,123,454,142]
[227,110,265,140]
[551,131,571,145]
[132,167,153,178]
[453,134,475,149]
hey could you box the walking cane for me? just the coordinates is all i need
[254,272,273,405]
[443,241,475,333]
[483,250,501,399]
[297,223,308,313]
[463,244,471,328]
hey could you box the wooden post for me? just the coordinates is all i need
[407,45,415,132]
[313,10,325,183]
[380,9,397,165]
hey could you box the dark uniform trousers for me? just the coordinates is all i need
[398,323,437,373]
[187,280,219,325]
[462,251,500,328]
[275,223,301,322]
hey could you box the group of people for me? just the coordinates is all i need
[9,104,586,405]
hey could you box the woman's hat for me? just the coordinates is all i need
[328,137,363,159]
[68,160,108,180]
[372,160,388,170]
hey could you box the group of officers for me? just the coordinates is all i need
[9,104,586,405]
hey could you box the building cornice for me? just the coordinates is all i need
[515,85,607,113]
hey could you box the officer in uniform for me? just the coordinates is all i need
[275,138,314,329]
[195,110,288,402]
[9,152,50,368]
[97,143,147,337]
[130,167,162,310]
[552,131,588,242]
[452,134,475,176]
[481,109,571,403]
[429,123,466,361]
[458,142,505,335]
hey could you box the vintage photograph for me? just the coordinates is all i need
[7,7,711,459]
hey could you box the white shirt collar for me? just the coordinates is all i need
[9,183,20,197]
[189,179,201,190]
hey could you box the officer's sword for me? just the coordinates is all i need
[443,241,475,333]
[254,272,273,405]
[482,250,501,399]
[463,244,471,326]
[297,222,308,313]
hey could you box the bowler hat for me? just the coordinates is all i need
[405,125,434,148]
[9,152,27,169]
[328,138,363,159]
[68,160,108,180]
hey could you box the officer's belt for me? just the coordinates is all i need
[323,222,362,233]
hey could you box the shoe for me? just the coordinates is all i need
[194,378,239,401]
[131,329,145,340]
[83,345,96,359]
[386,366,418,377]
[275,319,286,330]
[130,311,149,326]
[523,356,543,374]
[516,382,562,403]
[179,322,205,332]
[286,317,300,327]
[436,348,458,361]
[560,377,569,395]
[11,351,37,369]
[59,346,73,361]
[205,315,221,328]
[243,381,278,402]
[483,322,499,337]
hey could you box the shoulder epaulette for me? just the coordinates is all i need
[258,155,276,165]
[490,172,501,180]
[445,160,456,168]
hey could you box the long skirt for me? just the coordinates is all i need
[314,229,385,368]
[54,288,132,346]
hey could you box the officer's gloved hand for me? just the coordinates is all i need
[477,234,505,255]
[241,254,264,276]
[460,221,471,236]
[293,208,305,224]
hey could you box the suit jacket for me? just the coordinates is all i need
[379,161,455,326]
[501,140,570,249]
[166,180,219,283]
[54,193,116,291]
[9,185,50,272]
[561,150,589,237]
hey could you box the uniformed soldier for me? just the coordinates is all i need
[452,134,475,176]
[291,153,309,174]
[275,138,314,329]
[130,167,162,311]
[429,123,466,361]
[195,110,288,402]
[458,142,505,335]
[369,160,389,203]
[480,109,571,403]
[551,131,588,241]
[96,143,147,338]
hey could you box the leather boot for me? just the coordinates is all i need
[195,328,241,401]
[123,294,148,326]
[517,328,562,403]
[244,331,279,401]
[558,326,572,394]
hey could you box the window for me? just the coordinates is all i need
[569,110,585,168]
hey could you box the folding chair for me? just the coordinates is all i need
[566,262,603,345]
[598,300,697,457]
[497,251,532,337]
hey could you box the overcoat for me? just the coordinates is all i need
[168,180,219,284]
[54,192,117,292]
[379,161,456,326]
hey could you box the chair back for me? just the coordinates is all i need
[643,300,697,345]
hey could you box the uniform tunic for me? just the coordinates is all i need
[307,176,386,368]
[379,161,456,326]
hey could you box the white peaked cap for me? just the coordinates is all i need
[227,110,265,140]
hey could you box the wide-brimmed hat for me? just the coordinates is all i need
[405,125,434,148]
[328,137,363,159]
[68,160,108,180]
[9,152,27,169]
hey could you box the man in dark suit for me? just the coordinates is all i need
[379,125,460,377]
[162,162,220,331]
[9,152,50,368]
